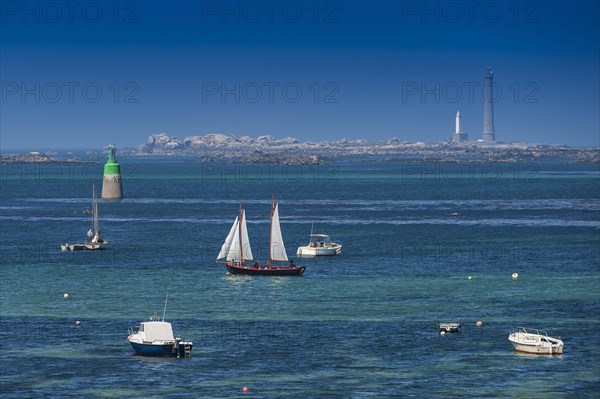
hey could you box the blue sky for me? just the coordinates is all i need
[1,0,599,149]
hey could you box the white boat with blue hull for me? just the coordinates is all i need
[128,320,193,357]
[127,298,193,358]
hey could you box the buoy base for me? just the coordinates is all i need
[102,174,123,200]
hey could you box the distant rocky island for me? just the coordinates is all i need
[2,133,598,164]
[0,152,92,164]
[117,133,599,164]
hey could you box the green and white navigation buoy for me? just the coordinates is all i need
[101,145,123,200]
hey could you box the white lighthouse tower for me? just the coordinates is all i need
[453,111,468,143]
[455,111,461,134]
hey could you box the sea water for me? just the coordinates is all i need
[1,160,599,398]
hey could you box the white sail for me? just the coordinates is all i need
[240,209,253,261]
[225,210,253,262]
[217,216,238,260]
[226,217,241,262]
[270,203,288,261]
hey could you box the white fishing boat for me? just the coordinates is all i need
[61,184,107,251]
[508,327,564,355]
[127,296,193,358]
[216,196,305,276]
[296,227,342,257]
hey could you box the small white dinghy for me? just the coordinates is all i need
[438,321,461,333]
[508,327,564,355]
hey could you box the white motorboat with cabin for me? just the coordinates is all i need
[508,327,564,355]
[127,297,193,357]
[296,231,342,257]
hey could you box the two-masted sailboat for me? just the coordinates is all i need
[61,184,107,251]
[217,197,305,276]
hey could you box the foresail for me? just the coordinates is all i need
[270,203,288,261]
[226,217,241,261]
[240,210,253,260]
[217,216,238,260]
[225,210,253,262]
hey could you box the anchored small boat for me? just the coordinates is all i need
[296,230,342,257]
[437,321,461,333]
[217,196,305,276]
[127,297,193,357]
[508,327,564,355]
[61,184,107,251]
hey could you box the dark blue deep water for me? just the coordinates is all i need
[1,160,599,398]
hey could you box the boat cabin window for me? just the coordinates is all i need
[139,324,145,332]
[310,235,331,243]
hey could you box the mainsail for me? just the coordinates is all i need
[270,203,288,261]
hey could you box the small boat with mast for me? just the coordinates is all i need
[61,184,107,251]
[217,196,305,276]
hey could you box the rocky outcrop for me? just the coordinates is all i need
[0,153,91,164]
[118,133,600,164]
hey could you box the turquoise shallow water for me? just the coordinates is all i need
[1,160,599,398]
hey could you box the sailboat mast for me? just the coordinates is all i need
[92,184,99,234]
[269,194,274,264]
[239,202,243,265]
